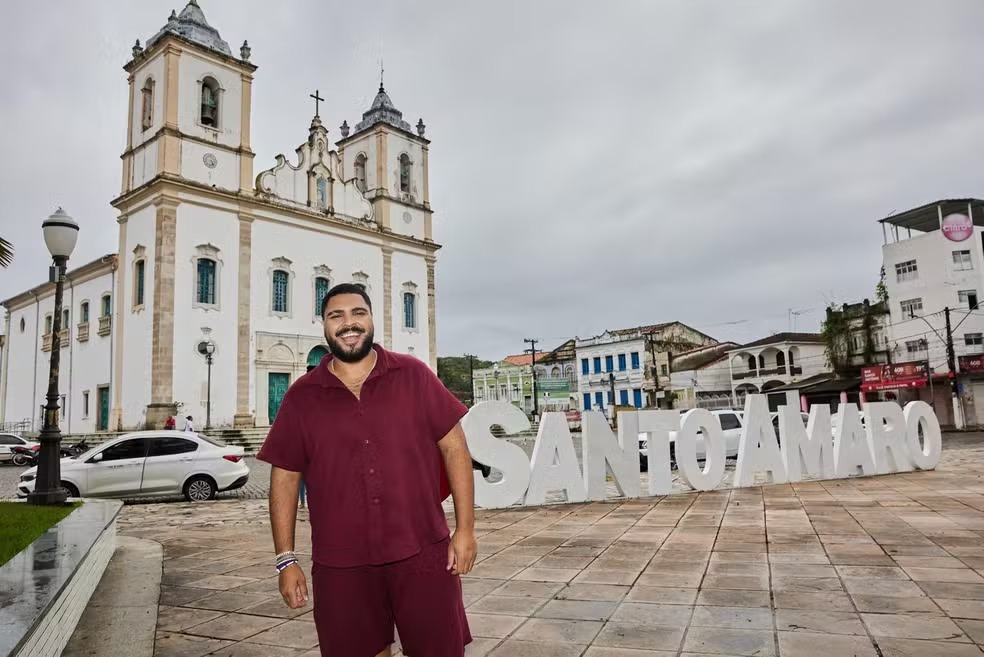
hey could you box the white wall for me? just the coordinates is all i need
[390,250,429,361]
[0,270,114,433]
[176,56,243,147]
[180,140,239,191]
[172,202,241,427]
[130,141,159,190]
[883,230,984,364]
[120,205,157,429]
[129,56,166,150]
[575,338,648,410]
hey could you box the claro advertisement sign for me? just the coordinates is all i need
[942,213,973,242]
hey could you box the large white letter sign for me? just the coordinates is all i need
[779,404,835,482]
[638,410,679,496]
[676,408,726,491]
[583,410,640,501]
[904,401,942,470]
[460,401,531,509]
[864,402,913,474]
[525,412,587,506]
[833,403,877,477]
[734,395,787,487]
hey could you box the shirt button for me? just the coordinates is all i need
[369,468,375,474]
[372,498,380,504]
[364,439,370,445]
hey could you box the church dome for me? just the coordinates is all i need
[146,0,232,57]
[353,84,414,135]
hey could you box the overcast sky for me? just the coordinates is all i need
[2,1,982,360]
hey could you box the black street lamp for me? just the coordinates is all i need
[28,207,79,506]
[197,339,216,430]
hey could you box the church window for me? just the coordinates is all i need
[19,317,25,333]
[403,292,417,330]
[134,260,146,307]
[273,270,290,313]
[101,295,111,317]
[316,176,328,209]
[401,281,418,330]
[200,77,220,128]
[80,301,89,324]
[354,154,367,192]
[141,78,154,131]
[399,154,412,194]
[197,259,217,305]
[314,276,330,317]
[44,314,53,335]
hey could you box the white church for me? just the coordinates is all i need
[0,1,443,433]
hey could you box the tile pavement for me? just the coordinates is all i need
[114,433,984,656]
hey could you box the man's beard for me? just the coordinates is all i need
[325,326,375,363]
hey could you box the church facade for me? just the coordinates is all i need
[0,1,442,433]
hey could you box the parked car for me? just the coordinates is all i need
[0,433,39,464]
[639,409,745,471]
[16,431,249,502]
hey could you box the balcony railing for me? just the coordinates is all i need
[42,333,52,352]
[59,329,69,347]
[790,365,802,375]
[98,315,112,337]
[77,322,89,342]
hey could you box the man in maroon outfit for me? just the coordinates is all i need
[257,283,477,656]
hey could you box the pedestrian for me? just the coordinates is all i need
[257,283,476,657]
[183,415,195,433]
[164,415,176,430]
[298,476,306,509]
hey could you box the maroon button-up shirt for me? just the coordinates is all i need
[257,344,468,567]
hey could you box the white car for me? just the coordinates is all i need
[0,432,39,463]
[639,410,745,470]
[16,431,249,502]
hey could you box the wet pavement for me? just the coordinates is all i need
[106,433,984,656]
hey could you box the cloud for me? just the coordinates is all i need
[1,0,982,363]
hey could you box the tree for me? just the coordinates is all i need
[438,355,494,405]
[0,237,12,268]
[876,266,888,304]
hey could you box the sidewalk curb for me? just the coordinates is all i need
[61,536,163,657]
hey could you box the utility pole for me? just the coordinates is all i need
[524,338,539,420]
[944,306,964,428]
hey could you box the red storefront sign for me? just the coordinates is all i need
[959,355,984,373]
[861,361,929,392]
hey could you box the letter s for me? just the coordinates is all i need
[461,401,532,509]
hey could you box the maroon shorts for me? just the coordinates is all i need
[311,538,472,656]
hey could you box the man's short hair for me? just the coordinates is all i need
[321,283,372,318]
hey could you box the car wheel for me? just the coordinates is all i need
[639,455,648,472]
[61,482,80,498]
[184,475,217,502]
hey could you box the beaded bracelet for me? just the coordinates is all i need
[276,558,298,574]
[275,551,297,573]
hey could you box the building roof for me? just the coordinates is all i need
[500,352,550,367]
[1,254,118,310]
[879,198,984,233]
[766,373,860,395]
[671,342,738,371]
[539,339,576,363]
[609,322,672,336]
[736,332,823,350]
[146,1,233,57]
[352,83,415,135]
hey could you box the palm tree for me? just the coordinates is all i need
[0,236,11,268]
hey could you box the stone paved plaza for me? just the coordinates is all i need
[103,433,984,656]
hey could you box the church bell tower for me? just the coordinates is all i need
[120,0,257,196]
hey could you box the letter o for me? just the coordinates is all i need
[677,408,726,491]
[903,401,942,470]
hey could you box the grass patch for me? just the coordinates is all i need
[0,501,82,566]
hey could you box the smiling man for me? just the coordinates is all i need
[257,282,477,657]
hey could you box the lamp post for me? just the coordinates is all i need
[493,363,500,400]
[28,208,79,506]
[197,338,215,430]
